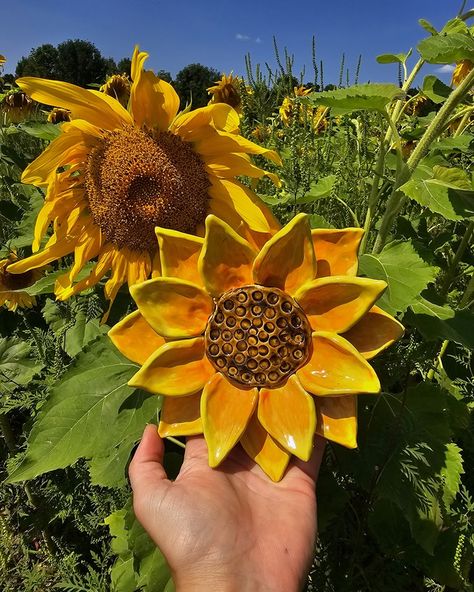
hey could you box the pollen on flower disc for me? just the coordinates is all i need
[85,126,210,252]
[205,285,312,389]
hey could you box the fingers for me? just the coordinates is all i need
[129,424,169,493]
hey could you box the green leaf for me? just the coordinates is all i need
[89,390,160,487]
[359,240,439,315]
[376,49,412,64]
[257,193,291,206]
[399,165,474,221]
[17,122,62,141]
[7,336,140,482]
[406,296,474,350]
[419,19,438,36]
[308,214,334,229]
[431,135,473,154]
[295,175,336,204]
[422,75,452,103]
[305,83,405,113]
[24,263,95,296]
[0,337,44,389]
[441,443,463,507]
[417,32,474,64]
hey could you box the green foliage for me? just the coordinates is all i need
[418,31,474,64]
[306,83,405,113]
[173,63,221,109]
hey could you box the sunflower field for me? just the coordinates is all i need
[0,8,474,592]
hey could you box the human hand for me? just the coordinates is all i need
[129,424,325,592]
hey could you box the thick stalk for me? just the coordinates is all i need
[373,67,474,254]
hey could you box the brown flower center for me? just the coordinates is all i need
[205,285,312,389]
[1,268,35,290]
[85,126,210,252]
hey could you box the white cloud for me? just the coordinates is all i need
[436,64,455,74]
[236,33,250,41]
[255,37,262,44]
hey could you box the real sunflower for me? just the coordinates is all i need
[0,253,43,311]
[0,54,5,66]
[47,107,71,124]
[208,73,242,114]
[100,74,131,108]
[109,214,404,481]
[7,47,281,315]
[1,90,35,124]
[451,60,473,87]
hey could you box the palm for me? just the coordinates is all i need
[130,426,325,591]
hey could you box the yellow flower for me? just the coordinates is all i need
[47,107,71,124]
[279,96,293,125]
[251,123,272,143]
[110,214,403,481]
[312,105,329,134]
[0,253,43,311]
[207,73,242,114]
[451,60,473,87]
[0,54,5,66]
[1,90,34,124]
[100,74,131,108]
[7,47,281,315]
[279,86,315,127]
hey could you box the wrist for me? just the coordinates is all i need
[174,569,302,592]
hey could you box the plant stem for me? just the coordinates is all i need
[373,67,474,254]
[440,221,474,297]
[165,436,186,449]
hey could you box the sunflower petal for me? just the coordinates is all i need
[208,178,271,234]
[253,213,316,295]
[297,332,380,396]
[342,305,404,359]
[258,375,316,461]
[315,396,358,448]
[130,277,213,339]
[312,228,364,278]
[295,276,387,333]
[130,47,180,131]
[199,215,256,297]
[17,77,132,130]
[172,103,240,139]
[129,337,214,396]
[158,393,202,437]
[195,128,281,165]
[7,237,75,274]
[155,227,204,286]
[205,153,280,185]
[201,372,258,467]
[108,310,165,365]
[240,413,290,482]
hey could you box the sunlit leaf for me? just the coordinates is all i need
[0,337,44,389]
[359,240,439,315]
[305,83,405,113]
[376,49,412,64]
[422,75,452,103]
[295,175,336,203]
[418,32,474,64]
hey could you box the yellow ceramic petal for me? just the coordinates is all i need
[295,276,387,333]
[312,228,364,278]
[17,77,132,130]
[297,332,381,396]
[155,227,204,286]
[240,413,290,482]
[199,215,256,297]
[130,47,180,131]
[158,393,203,437]
[129,337,215,396]
[195,128,281,165]
[130,277,213,339]
[342,305,404,359]
[201,372,258,467]
[208,177,271,234]
[253,213,316,295]
[258,375,316,461]
[315,396,358,448]
[108,310,165,365]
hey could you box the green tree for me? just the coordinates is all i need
[117,57,132,77]
[174,63,220,108]
[15,40,112,87]
[157,69,172,83]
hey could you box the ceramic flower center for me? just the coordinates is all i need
[205,285,312,389]
[85,126,210,252]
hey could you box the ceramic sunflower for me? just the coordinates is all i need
[109,214,404,481]
[7,47,280,314]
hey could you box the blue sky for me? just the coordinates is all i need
[1,0,461,84]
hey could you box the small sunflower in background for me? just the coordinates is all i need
[0,90,35,124]
[0,253,44,312]
[47,107,71,124]
[279,85,313,126]
[7,47,281,317]
[100,73,131,108]
[451,60,473,87]
[207,72,243,114]
[110,214,403,481]
[0,54,5,67]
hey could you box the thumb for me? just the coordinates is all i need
[129,424,171,523]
